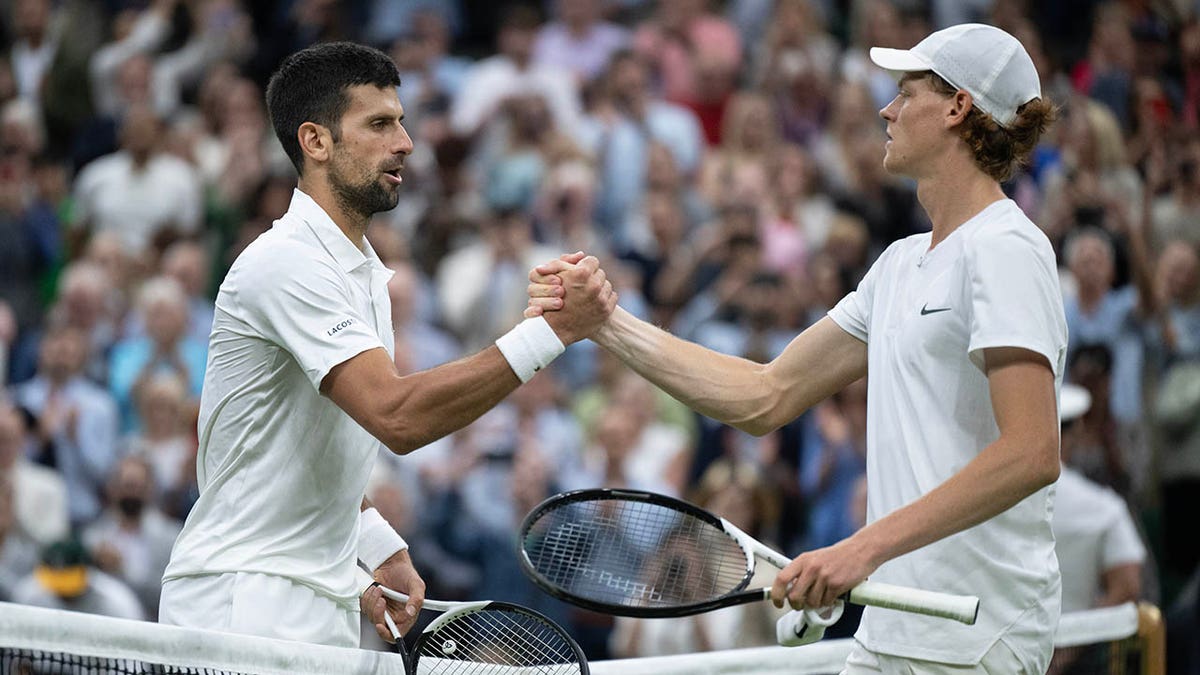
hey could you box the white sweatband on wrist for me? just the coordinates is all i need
[358,507,408,572]
[355,565,377,597]
[495,316,566,383]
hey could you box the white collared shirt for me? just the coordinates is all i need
[164,189,394,608]
[829,200,1067,668]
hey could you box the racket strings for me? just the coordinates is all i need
[525,499,750,609]
[415,607,581,674]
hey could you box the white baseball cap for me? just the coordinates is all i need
[1059,383,1092,423]
[869,23,1041,128]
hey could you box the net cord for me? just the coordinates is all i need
[0,600,408,675]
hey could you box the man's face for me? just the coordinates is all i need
[326,85,412,220]
[878,76,954,178]
[38,330,86,382]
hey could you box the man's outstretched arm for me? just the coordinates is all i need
[527,256,867,436]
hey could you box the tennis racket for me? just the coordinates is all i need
[379,587,589,674]
[518,488,979,624]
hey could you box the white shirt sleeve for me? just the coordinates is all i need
[965,226,1067,374]
[237,247,385,390]
[828,242,896,342]
[1103,501,1148,568]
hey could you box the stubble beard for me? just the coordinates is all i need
[328,155,400,223]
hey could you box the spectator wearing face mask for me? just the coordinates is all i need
[82,454,182,619]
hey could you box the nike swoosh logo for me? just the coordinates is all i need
[920,304,952,316]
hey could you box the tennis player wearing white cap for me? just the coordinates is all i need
[527,22,1065,673]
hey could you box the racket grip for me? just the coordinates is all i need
[847,581,980,625]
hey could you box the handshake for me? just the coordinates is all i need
[523,251,620,347]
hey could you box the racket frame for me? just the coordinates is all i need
[379,587,590,674]
[519,488,979,625]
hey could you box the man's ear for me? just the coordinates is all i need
[298,121,333,166]
[946,90,974,129]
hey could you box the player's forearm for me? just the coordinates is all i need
[854,435,1060,568]
[377,347,521,455]
[593,306,783,435]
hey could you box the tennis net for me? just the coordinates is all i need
[0,601,408,674]
[587,602,1165,675]
[0,600,1164,674]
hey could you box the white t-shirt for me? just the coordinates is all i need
[1053,465,1146,613]
[72,151,203,253]
[163,189,394,608]
[828,199,1067,667]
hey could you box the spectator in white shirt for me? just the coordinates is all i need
[450,5,582,139]
[0,399,68,547]
[71,104,203,256]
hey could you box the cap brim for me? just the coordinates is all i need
[869,47,934,77]
[1060,384,1092,423]
[35,565,88,597]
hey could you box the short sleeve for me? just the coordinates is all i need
[966,228,1068,375]
[238,247,384,390]
[1102,501,1148,568]
[828,242,896,343]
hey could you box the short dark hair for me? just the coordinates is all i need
[266,42,401,175]
[913,72,1057,183]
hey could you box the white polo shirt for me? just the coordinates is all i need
[1053,465,1146,613]
[163,189,394,608]
[829,199,1067,668]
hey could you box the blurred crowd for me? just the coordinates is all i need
[1,0,1199,669]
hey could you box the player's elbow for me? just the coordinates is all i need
[374,416,430,456]
[1027,435,1061,489]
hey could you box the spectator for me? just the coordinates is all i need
[1054,383,1147,614]
[70,104,203,256]
[533,0,630,84]
[0,399,68,547]
[450,5,582,139]
[8,0,59,111]
[14,323,120,527]
[1062,228,1150,494]
[1051,383,1148,675]
[583,49,705,237]
[435,208,560,351]
[10,538,145,620]
[10,261,118,385]
[0,150,59,336]
[387,258,460,375]
[800,378,868,551]
[83,455,183,619]
[119,373,196,515]
[108,276,206,432]
[159,240,216,346]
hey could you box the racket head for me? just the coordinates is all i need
[410,601,588,674]
[518,488,756,618]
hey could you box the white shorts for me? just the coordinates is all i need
[840,637,1032,675]
[159,572,359,648]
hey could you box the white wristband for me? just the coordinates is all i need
[495,316,566,383]
[358,507,407,572]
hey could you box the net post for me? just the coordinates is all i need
[1136,602,1165,675]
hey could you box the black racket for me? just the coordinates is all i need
[380,587,589,674]
[518,489,979,623]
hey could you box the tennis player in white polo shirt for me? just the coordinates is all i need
[528,23,1066,672]
[159,42,616,648]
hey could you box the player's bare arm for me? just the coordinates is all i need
[527,256,866,435]
[324,256,615,455]
[772,346,1061,609]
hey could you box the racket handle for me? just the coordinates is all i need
[383,611,402,642]
[848,580,979,625]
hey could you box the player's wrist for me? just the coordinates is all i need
[496,316,565,383]
[358,507,408,572]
